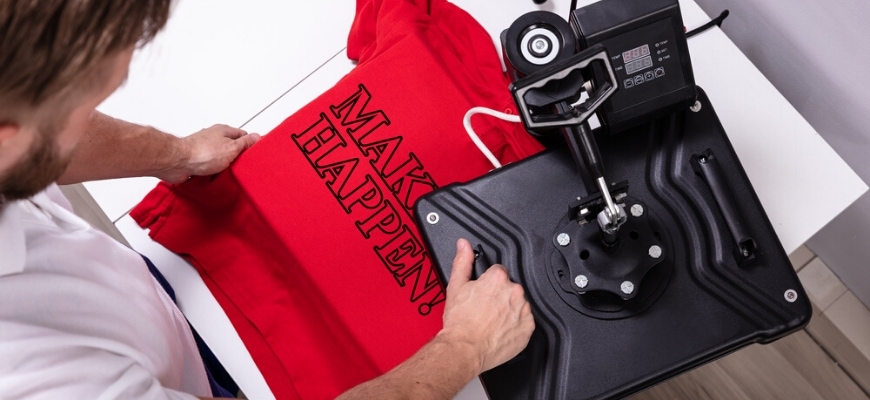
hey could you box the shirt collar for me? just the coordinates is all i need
[0,199,27,277]
[0,185,89,276]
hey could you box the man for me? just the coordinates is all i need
[0,1,534,399]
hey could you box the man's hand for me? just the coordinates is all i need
[158,124,260,183]
[438,238,535,374]
[336,238,534,400]
[59,113,260,185]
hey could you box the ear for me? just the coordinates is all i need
[0,123,21,145]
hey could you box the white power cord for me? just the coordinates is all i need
[463,107,522,169]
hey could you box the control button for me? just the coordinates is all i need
[655,67,665,77]
[644,71,655,81]
[624,78,634,88]
[634,75,645,86]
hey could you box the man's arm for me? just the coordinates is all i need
[58,111,259,184]
[336,238,535,400]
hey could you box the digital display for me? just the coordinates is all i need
[625,56,653,75]
[622,44,650,64]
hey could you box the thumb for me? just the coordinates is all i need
[449,238,474,289]
[220,125,247,139]
[234,132,261,152]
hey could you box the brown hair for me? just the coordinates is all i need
[0,0,171,119]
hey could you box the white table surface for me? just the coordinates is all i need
[86,0,357,221]
[89,0,867,398]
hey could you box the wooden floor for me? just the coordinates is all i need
[630,316,869,399]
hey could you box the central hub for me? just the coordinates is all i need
[553,197,664,301]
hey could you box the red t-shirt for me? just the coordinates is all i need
[132,0,544,398]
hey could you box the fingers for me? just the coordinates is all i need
[208,123,259,152]
[177,124,260,177]
[234,132,261,152]
[449,238,474,289]
[213,124,247,139]
[521,302,534,329]
[480,263,509,281]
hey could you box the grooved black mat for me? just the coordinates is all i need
[414,88,811,399]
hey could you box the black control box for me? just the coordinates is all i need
[571,0,696,133]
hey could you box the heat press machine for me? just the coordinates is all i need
[414,0,812,398]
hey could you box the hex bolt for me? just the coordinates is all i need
[575,275,589,289]
[557,233,571,247]
[630,204,644,217]
[426,212,439,225]
[621,281,635,295]
[784,289,798,303]
[690,100,702,112]
[649,245,663,259]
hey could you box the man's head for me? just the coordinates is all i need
[0,0,171,202]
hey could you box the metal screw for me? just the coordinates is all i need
[630,204,644,217]
[575,275,589,289]
[426,212,439,225]
[621,281,635,295]
[649,245,662,259]
[784,289,798,303]
[690,100,702,112]
[557,233,571,247]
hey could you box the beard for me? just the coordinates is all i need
[0,122,72,201]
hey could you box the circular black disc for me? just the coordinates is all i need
[504,11,577,77]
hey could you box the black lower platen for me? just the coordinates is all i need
[414,89,810,399]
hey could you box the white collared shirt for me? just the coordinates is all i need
[0,184,210,399]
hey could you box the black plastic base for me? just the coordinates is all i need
[414,88,811,399]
